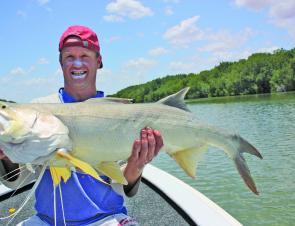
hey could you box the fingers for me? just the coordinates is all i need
[146,128,156,161]
[138,128,148,164]
[153,130,164,156]
[129,139,141,162]
[128,127,164,167]
[138,127,163,163]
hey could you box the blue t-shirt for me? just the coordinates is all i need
[35,88,127,225]
[57,88,104,103]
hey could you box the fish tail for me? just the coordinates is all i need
[231,135,262,195]
[234,154,259,195]
[233,135,263,159]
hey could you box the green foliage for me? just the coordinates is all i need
[0,99,15,103]
[109,48,295,102]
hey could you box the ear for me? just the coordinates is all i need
[97,54,103,69]
[59,53,63,67]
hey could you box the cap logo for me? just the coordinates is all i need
[82,41,88,47]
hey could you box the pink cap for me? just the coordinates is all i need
[59,25,102,68]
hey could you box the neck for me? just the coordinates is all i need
[64,87,97,101]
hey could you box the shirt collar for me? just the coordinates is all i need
[58,88,104,103]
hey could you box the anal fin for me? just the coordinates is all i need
[56,149,110,186]
[171,144,207,178]
[96,162,127,185]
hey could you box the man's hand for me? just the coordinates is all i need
[123,127,163,188]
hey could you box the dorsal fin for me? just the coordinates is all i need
[85,97,134,104]
[157,87,190,112]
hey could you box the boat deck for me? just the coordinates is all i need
[0,165,243,226]
[0,180,190,226]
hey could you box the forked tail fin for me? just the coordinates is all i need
[170,130,262,195]
[232,135,263,195]
[234,154,259,195]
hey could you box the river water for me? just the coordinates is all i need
[152,92,295,226]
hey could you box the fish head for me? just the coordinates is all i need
[0,102,72,164]
[0,102,36,144]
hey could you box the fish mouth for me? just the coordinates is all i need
[0,114,10,135]
[71,70,87,80]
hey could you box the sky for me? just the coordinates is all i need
[1,0,295,102]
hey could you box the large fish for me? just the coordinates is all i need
[0,88,262,194]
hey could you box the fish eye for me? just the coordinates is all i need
[1,105,6,109]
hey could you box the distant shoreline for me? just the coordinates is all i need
[185,90,295,104]
[111,48,295,103]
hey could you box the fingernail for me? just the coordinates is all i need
[135,139,141,144]
[142,130,147,137]
[154,130,160,136]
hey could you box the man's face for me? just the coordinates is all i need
[60,38,101,99]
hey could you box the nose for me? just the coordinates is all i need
[73,59,83,67]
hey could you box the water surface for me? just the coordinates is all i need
[152,92,295,226]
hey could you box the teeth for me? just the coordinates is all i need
[71,71,87,80]
[72,71,85,75]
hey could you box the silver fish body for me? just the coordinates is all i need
[0,88,262,194]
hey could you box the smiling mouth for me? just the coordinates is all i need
[71,70,87,80]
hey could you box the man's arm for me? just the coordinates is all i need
[123,127,163,196]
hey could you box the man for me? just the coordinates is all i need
[0,25,163,225]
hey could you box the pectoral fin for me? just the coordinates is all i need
[56,149,109,186]
[49,167,71,187]
[96,162,127,185]
[171,144,207,178]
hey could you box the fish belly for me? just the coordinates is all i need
[55,109,197,166]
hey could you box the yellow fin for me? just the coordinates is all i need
[96,162,127,185]
[56,150,109,186]
[49,167,71,187]
[171,144,207,178]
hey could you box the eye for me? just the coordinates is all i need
[62,55,74,62]
[2,105,6,109]
[81,54,90,59]
[66,55,74,60]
